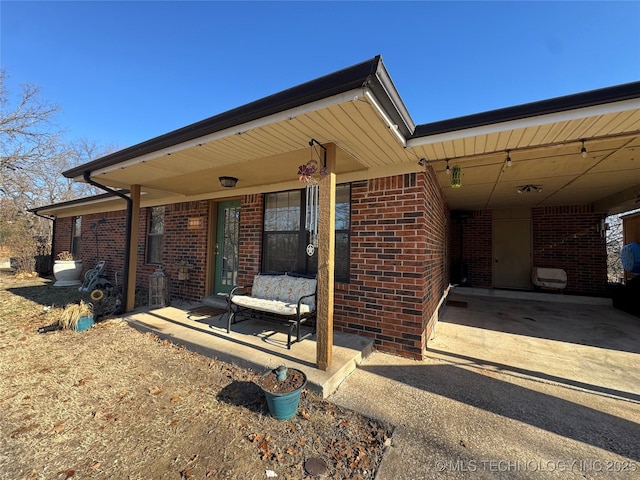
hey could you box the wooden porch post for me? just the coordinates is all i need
[126,184,140,312]
[316,143,336,370]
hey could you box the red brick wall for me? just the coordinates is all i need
[449,210,492,287]
[421,166,450,344]
[80,211,127,282]
[51,173,452,359]
[237,194,263,288]
[532,205,607,295]
[53,212,127,283]
[135,201,210,301]
[53,217,73,259]
[448,205,607,295]
[333,169,449,359]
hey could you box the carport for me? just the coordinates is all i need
[408,83,640,294]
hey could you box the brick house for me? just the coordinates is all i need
[32,56,640,367]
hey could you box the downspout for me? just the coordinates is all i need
[83,171,132,313]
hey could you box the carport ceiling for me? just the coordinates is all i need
[410,102,640,215]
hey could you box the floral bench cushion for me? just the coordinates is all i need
[248,274,317,312]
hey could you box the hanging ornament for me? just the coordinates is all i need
[297,139,327,256]
[451,165,462,188]
[297,138,327,184]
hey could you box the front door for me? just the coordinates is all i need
[214,200,241,294]
[493,219,532,290]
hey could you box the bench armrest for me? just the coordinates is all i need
[297,292,316,313]
[230,285,251,300]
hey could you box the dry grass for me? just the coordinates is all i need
[0,272,391,479]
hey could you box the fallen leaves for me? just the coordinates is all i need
[299,409,311,420]
[10,423,38,438]
[92,410,117,422]
[179,455,198,478]
[74,376,95,387]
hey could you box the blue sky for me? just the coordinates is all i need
[2,1,639,151]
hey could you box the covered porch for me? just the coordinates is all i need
[58,56,421,370]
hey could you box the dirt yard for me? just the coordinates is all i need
[0,272,392,479]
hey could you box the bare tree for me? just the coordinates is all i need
[0,70,61,175]
[1,70,116,272]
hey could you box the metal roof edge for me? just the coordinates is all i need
[411,81,640,138]
[63,56,384,179]
[368,58,416,137]
[28,190,129,214]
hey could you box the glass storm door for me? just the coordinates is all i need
[214,200,240,294]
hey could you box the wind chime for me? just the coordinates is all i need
[297,139,327,256]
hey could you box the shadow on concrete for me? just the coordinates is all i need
[429,348,640,403]
[129,310,317,369]
[441,297,640,354]
[360,362,640,462]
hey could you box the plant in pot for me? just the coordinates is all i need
[53,251,83,287]
[258,365,307,420]
[38,300,94,333]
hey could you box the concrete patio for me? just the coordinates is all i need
[122,304,373,398]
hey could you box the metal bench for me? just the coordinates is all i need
[228,273,317,349]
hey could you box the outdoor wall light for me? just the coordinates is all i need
[506,151,512,167]
[219,176,238,188]
[581,140,588,158]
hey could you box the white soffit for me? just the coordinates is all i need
[406,98,640,149]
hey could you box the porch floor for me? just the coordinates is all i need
[122,303,373,398]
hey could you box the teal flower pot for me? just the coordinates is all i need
[75,315,94,332]
[260,367,307,421]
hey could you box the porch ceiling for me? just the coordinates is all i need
[408,103,640,215]
[79,98,416,200]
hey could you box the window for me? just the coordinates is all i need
[71,216,82,259]
[146,206,164,264]
[263,184,351,282]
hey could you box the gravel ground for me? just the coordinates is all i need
[0,272,392,480]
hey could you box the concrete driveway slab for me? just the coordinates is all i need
[330,293,640,479]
